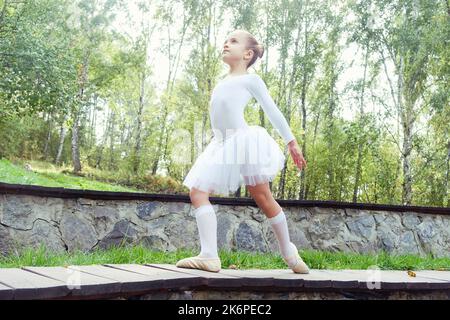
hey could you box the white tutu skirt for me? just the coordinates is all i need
[182,125,286,196]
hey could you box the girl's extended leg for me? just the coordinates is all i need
[175,187,221,272]
[189,187,218,258]
[246,182,309,273]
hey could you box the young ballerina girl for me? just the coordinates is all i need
[176,29,309,274]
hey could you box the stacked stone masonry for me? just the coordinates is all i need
[0,194,448,257]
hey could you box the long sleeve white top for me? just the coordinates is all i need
[209,73,295,145]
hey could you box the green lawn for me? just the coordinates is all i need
[1,243,449,271]
[0,158,144,193]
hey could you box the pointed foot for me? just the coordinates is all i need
[283,242,310,274]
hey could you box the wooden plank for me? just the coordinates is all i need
[255,269,306,288]
[404,272,450,290]
[65,265,166,294]
[248,269,332,288]
[414,270,450,282]
[219,269,340,289]
[375,270,450,290]
[216,269,275,287]
[23,266,122,298]
[0,282,14,300]
[103,264,203,289]
[326,269,391,290]
[343,269,449,290]
[1,265,447,300]
[345,269,405,290]
[316,270,363,289]
[0,268,69,300]
[218,269,313,288]
[146,264,244,288]
[151,266,331,289]
[292,270,333,288]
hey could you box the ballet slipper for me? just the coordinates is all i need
[175,255,221,273]
[283,242,310,274]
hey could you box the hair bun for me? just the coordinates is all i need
[258,44,265,58]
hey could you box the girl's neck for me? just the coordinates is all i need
[228,67,249,76]
[228,71,249,76]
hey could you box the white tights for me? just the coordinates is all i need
[268,209,297,265]
[193,204,294,263]
[193,204,219,258]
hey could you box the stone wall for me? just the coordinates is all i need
[0,193,449,257]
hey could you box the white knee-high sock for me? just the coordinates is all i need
[194,204,218,258]
[268,209,295,261]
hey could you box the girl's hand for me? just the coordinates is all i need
[287,139,307,171]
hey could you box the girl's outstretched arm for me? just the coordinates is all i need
[247,74,307,171]
[246,74,295,145]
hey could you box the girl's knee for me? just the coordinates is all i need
[189,187,210,207]
[248,188,271,204]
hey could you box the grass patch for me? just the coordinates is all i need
[0,157,187,194]
[1,243,449,271]
[0,158,145,193]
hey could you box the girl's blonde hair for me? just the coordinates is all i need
[242,31,264,68]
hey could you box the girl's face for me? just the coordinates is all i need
[222,32,252,65]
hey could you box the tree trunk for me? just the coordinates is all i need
[0,0,8,30]
[401,109,414,205]
[54,113,68,165]
[445,138,450,207]
[352,42,369,203]
[304,110,321,200]
[151,107,167,175]
[398,54,413,205]
[43,112,52,161]
[108,110,116,171]
[234,186,241,197]
[89,94,97,146]
[299,13,311,200]
[71,54,89,174]
[86,95,97,166]
[133,70,146,174]
[279,18,303,199]
[71,109,82,173]
[326,91,336,200]
[95,108,112,169]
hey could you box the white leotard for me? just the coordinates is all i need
[209,73,295,145]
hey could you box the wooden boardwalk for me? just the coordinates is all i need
[0,264,448,300]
